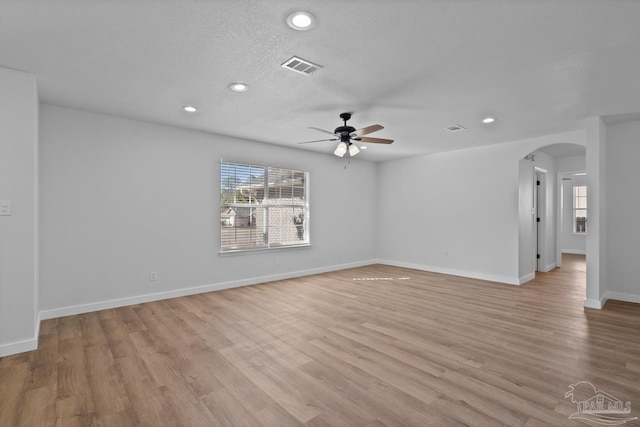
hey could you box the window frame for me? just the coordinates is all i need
[219,161,310,254]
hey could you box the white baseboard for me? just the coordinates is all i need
[376,259,520,285]
[39,260,376,321]
[562,249,586,255]
[0,337,38,358]
[584,298,604,309]
[602,291,640,306]
[0,311,41,358]
[542,263,557,272]
[519,272,535,285]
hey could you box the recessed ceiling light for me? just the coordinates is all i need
[229,82,249,92]
[286,11,316,31]
[360,146,367,150]
[181,105,198,113]
[482,117,496,123]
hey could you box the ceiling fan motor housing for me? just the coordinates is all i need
[335,125,356,142]
[299,111,393,147]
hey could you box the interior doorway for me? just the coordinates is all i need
[557,171,587,269]
[518,143,586,289]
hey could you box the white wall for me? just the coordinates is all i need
[376,131,585,285]
[556,155,586,174]
[605,119,640,303]
[0,67,39,357]
[39,105,378,317]
[518,157,535,282]
[585,117,607,308]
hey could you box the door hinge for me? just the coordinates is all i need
[537,180,541,186]
[537,254,541,259]
[537,217,540,222]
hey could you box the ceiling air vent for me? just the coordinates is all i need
[446,124,467,132]
[281,56,322,75]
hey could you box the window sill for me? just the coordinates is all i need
[219,243,311,256]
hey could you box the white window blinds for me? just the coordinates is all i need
[220,162,309,252]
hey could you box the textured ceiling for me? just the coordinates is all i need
[1,0,640,161]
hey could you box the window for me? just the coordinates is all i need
[573,185,587,234]
[220,162,309,252]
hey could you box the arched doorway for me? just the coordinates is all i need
[518,143,586,291]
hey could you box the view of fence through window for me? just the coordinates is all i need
[220,162,309,251]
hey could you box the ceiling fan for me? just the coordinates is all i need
[298,112,394,157]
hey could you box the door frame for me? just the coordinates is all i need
[534,167,547,272]
[556,170,588,268]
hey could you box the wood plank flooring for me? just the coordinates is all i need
[2,254,640,426]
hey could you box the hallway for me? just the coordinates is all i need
[530,253,586,302]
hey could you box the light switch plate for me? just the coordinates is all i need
[0,200,12,216]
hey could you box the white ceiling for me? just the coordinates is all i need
[536,143,585,158]
[1,0,640,161]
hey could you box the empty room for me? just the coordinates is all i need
[2,1,640,426]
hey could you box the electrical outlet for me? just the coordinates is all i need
[150,272,157,281]
[0,200,11,216]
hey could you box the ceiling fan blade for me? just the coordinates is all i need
[308,127,337,136]
[358,137,394,144]
[297,138,338,144]
[350,124,383,138]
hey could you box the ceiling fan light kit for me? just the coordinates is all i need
[299,112,394,158]
[334,142,348,157]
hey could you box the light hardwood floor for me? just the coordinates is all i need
[2,255,640,426]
